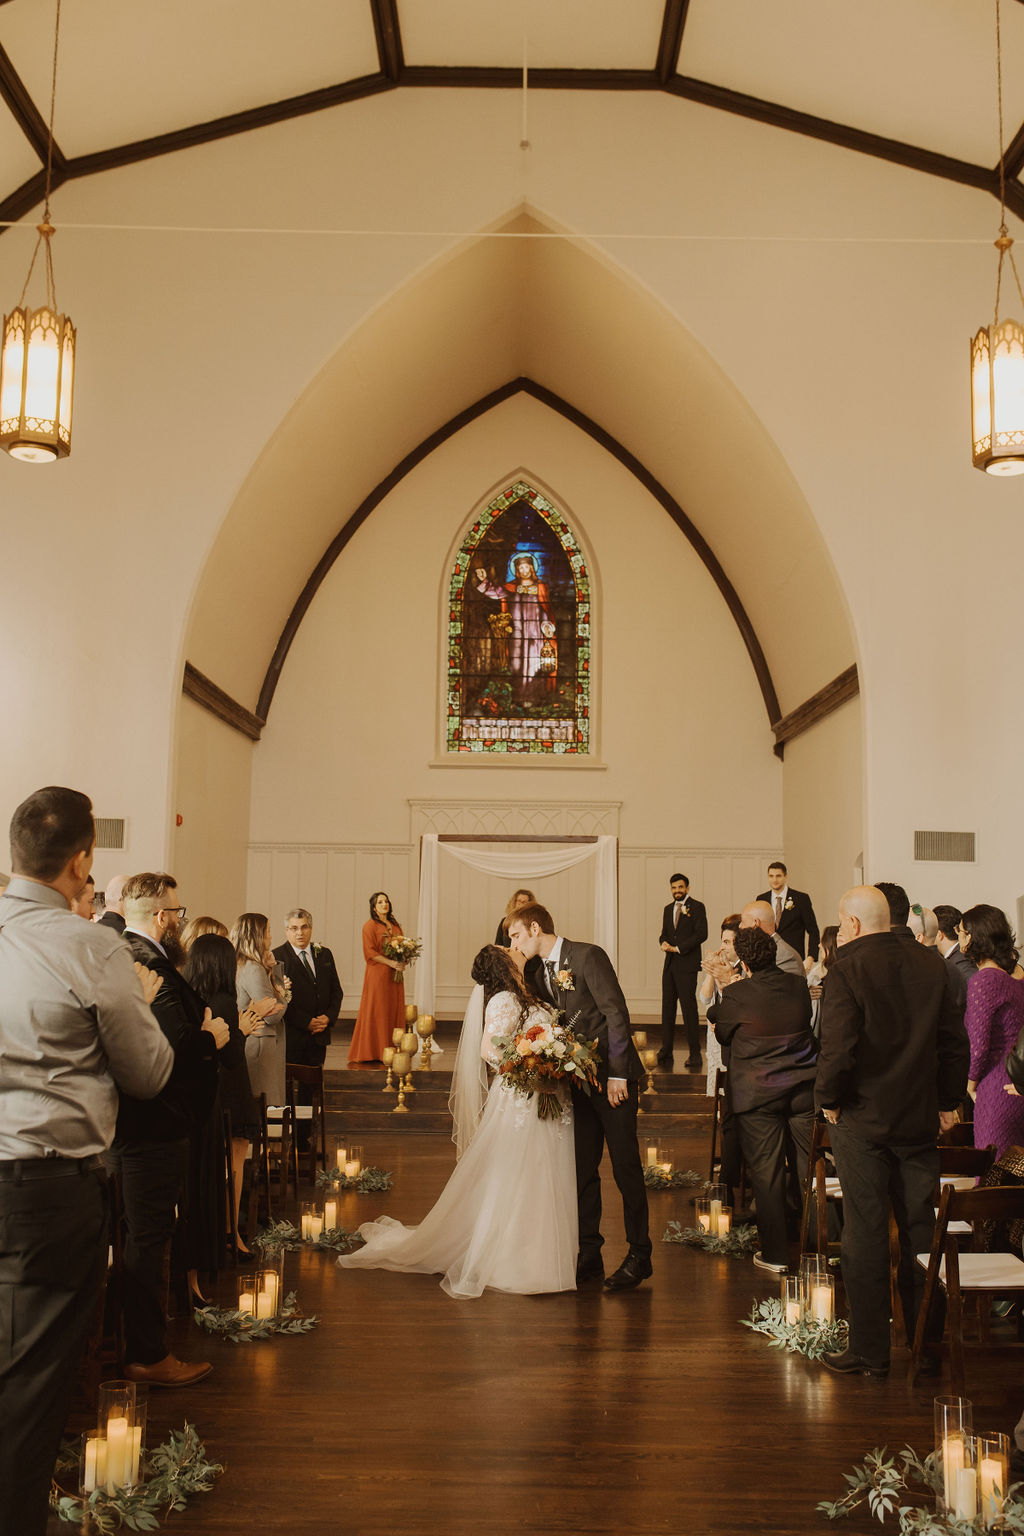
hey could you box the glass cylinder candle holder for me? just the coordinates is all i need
[96,1381,140,1492]
[307,1207,324,1244]
[807,1272,834,1324]
[798,1252,830,1307]
[935,1396,974,1517]
[323,1196,339,1231]
[405,1003,418,1024]
[645,1143,659,1168]
[977,1431,1009,1529]
[345,1143,363,1178]
[299,1199,317,1241]
[237,1273,258,1315]
[80,1429,107,1495]
[256,1267,281,1318]
[336,1145,347,1171]
[694,1197,712,1233]
[781,1274,804,1326]
[717,1205,732,1236]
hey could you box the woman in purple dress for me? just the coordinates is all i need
[961,904,1024,1156]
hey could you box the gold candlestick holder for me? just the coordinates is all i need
[381,1045,396,1093]
[405,1003,418,1026]
[632,1030,648,1051]
[400,1031,418,1091]
[417,1013,436,1070]
[641,1048,658,1096]
[391,1051,411,1114]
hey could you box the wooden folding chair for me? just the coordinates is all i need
[911,1183,1024,1392]
[798,1118,842,1258]
[706,1067,748,1207]
[285,1062,328,1189]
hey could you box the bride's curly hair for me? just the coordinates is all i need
[471,944,538,1022]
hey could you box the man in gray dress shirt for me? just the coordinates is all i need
[0,786,173,1536]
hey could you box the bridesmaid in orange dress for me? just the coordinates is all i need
[348,892,408,1066]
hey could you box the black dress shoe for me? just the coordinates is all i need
[655,1056,673,1070]
[684,1057,703,1070]
[576,1256,605,1283]
[821,1348,888,1378]
[603,1252,653,1291]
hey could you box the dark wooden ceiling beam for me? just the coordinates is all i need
[369,0,403,81]
[667,75,997,197]
[182,663,264,742]
[0,166,64,234]
[771,664,859,757]
[63,72,394,180]
[0,41,66,169]
[400,64,659,91]
[656,0,691,85]
[1001,119,1024,181]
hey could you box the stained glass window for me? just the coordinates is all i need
[445,480,591,755]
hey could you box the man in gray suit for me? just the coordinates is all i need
[740,901,804,975]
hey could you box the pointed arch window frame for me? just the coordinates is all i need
[444,479,594,759]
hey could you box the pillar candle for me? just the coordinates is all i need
[336,1148,346,1170]
[256,1290,275,1319]
[785,1300,802,1326]
[717,1208,732,1235]
[709,1198,722,1236]
[697,1211,711,1232]
[980,1455,1006,1526]
[955,1467,978,1522]
[129,1426,142,1485]
[943,1436,966,1509]
[238,1290,255,1316]
[660,1162,672,1175]
[324,1199,338,1231]
[810,1283,833,1322]
[105,1416,128,1491]
[262,1271,279,1310]
[646,1145,658,1168]
[308,1214,323,1242]
[300,1212,311,1239]
[345,1158,361,1178]
[83,1437,104,1493]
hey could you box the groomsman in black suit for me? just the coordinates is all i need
[274,908,344,1068]
[508,903,651,1291]
[658,873,708,1070]
[758,861,820,960]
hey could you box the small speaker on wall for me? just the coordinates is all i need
[94,817,126,851]
[913,830,975,863]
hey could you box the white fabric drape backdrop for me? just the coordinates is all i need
[414,833,618,1013]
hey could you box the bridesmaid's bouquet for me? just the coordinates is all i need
[382,934,423,983]
[492,1010,601,1120]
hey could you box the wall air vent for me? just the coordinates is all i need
[913,830,975,863]
[94,817,126,851]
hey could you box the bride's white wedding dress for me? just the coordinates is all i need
[336,989,578,1298]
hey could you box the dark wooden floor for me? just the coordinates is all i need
[67,1124,1024,1536]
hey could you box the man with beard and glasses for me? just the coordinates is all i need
[110,873,229,1386]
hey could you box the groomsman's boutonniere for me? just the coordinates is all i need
[784,898,794,911]
[681,905,690,918]
[312,943,323,957]
[555,968,575,992]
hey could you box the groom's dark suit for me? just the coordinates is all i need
[526,939,650,1266]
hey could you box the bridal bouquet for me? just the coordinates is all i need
[382,934,423,983]
[492,1010,600,1120]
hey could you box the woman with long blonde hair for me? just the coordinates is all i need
[232,912,288,1104]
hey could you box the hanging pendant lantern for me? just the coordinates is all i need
[0,2,76,465]
[0,292,76,463]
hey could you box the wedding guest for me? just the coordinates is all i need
[116,872,229,1387]
[805,924,839,1034]
[739,901,803,975]
[494,888,536,947]
[348,891,408,1067]
[960,904,1024,1157]
[935,904,976,1016]
[908,904,939,946]
[232,913,288,1105]
[699,914,744,1202]
[99,873,128,933]
[184,934,261,1259]
[182,914,229,950]
[0,787,172,1536]
[708,925,817,1274]
[70,873,95,919]
[815,885,968,1378]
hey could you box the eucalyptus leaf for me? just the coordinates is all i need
[664,1220,760,1257]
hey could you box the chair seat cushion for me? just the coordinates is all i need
[915,1252,1024,1287]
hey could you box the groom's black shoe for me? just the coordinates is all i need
[603,1252,653,1291]
[576,1256,605,1284]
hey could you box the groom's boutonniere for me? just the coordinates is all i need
[312,943,323,957]
[555,968,575,992]
[681,905,690,918]
[784,898,794,911]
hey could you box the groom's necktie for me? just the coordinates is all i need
[773,896,783,929]
[300,949,315,980]
[544,959,557,999]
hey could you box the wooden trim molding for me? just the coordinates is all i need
[254,376,782,729]
[770,663,859,758]
[369,0,404,81]
[656,0,691,85]
[182,662,265,742]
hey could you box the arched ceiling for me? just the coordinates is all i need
[184,207,857,744]
[3,0,1024,227]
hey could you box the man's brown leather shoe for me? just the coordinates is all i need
[124,1353,212,1388]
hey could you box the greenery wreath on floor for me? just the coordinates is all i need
[663,1220,759,1257]
[643,1167,702,1190]
[818,1444,1024,1531]
[316,1166,393,1193]
[742,1296,849,1360]
[193,1290,318,1343]
[50,1422,222,1530]
[251,1220,362,1257]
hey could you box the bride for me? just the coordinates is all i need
[336,944,577,1297]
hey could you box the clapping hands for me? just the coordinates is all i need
[133,960,164,1007]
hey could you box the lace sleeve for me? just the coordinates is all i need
[482,992,522,1064]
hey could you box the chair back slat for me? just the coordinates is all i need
[944,1182,1024,1223]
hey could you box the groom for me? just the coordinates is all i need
[507,904,651,1290]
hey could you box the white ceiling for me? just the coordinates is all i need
[1,0,1023,216]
